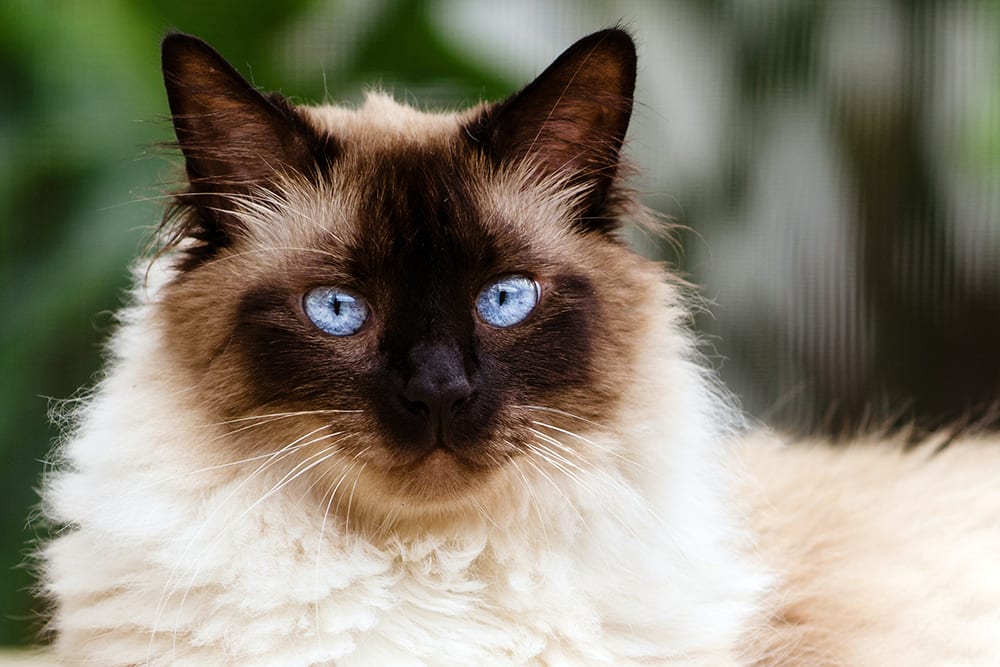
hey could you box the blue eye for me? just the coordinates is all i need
[476,275,539,328]
[303,287,369,336]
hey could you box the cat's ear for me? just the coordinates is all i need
[161,34,332,242]
[467,29,636,231]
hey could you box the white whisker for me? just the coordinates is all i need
[191,245,348,271]
[169,437,349,659]
[514,404,602,428]
[525,436,652,539]
[205,408,362,428]
[524,442,586,489]
[343,462,368,535]
[520,454,589,534]
[313,467,349,651]
[526,417,642,469]
[468,493,499,530]
[508,457,551,549]
[148,424,341,663]
[526,428,591,471]
[242,440,347,515]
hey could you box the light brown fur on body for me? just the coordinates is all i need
[740,433,1000,665]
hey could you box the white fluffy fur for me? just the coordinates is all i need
[41,260,768,665]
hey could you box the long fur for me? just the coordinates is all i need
[741,432,1000,665]
[41,248,766,665]
[37,36,1000,667]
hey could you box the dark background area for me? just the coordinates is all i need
[2,0,997,647]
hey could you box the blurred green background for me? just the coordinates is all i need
[2,0,998,647]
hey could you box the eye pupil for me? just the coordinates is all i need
[476,275,539,328]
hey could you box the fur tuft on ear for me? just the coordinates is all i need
[466,29,637,232]
[160,33,335,260]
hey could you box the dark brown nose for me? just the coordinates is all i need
[400,341,474,431]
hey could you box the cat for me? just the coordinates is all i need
[37,29,1000,666]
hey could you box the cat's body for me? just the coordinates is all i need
[744,433,1000,665]
[38,31,1000,665]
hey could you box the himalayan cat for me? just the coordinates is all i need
[38,29,1000,666]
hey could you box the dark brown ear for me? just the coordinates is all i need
[161,33,333,246]
[467,29,636,231]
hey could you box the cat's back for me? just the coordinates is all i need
[740,432,1000,666]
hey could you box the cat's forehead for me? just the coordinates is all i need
[300,92,476,149]
[249,97,580,270]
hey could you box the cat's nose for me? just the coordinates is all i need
[401,341,474,430]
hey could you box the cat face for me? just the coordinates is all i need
[157,31,655,513]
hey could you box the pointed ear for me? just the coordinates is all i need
[161,34,333,241]
[467,29,636,229]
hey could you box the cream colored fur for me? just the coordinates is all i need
[741,433,1000,665]
[40,94,1000,666]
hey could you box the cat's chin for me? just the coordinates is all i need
[397,446,497,496]
[358,443,508,513]
[415,446,466,475]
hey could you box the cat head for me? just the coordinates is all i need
[157,30,665,521]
